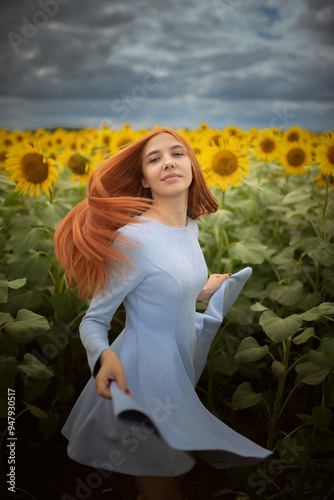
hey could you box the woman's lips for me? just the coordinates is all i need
[162,174,181,181]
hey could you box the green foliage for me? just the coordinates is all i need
[0,161,333,499]
[0,173,87,443]
[198,165,334,499]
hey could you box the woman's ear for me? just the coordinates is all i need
[141,177,149,188]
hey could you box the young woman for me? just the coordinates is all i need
[54,128,271,500]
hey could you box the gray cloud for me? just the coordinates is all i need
[1,0,333,131]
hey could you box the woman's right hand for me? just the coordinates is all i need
[94,349,130,399]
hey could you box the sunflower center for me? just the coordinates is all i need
[287,148,305,167]
[212,150,238,176]
[68,154,87,175]
[327,145,334,165]
[260,138,275,153]
[21,153,48,183]
[287,132,299,142]
[0,150,8,162]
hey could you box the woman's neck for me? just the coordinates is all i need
[144,197,188,228]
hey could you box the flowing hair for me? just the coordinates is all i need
[54,127,218,298]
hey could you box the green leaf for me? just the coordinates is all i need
[312,405,333,432]
[200,209,233,227]
[0,356,17,391]
[226,296,254,325]
[271,247,295,266]
[232,382,263,410]
[35,200,71,229]
[0,233,5,258]
[321,336,334,364]
[293,327,316,345]
[282,187,311,205]
[5,309,50,344]
[307,349,332,368]
[250,302,269,312]
[271,360,285,379]
[51,289,84,322]
[0,274,8,303]
[10,226,45,254]
[302,237,334,266]
[23,401,49,419]
[318,219,334,237]
[266,280,304,306]
[234,337,268,363]
[209,352,239,376]
[301,302,334,321]
[6,289,42,313]
[23,377,52,403]
[8,277,27,290]
[228,238,268,265]
[18,353,54,380]
[0,312,14,328]
[259,310,303,342]
[7,252,52,280]
[295,361,329,385]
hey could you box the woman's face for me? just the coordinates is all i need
[141,132,193,201]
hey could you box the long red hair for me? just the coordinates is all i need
[54,127,218,298]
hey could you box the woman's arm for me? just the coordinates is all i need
[80,234,146,398]
[197,273,231,301]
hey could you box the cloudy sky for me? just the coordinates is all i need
[1,0,334,132]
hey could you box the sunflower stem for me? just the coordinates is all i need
[221,190,225,210]
[322,174,330,220]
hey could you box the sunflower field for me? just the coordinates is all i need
[0,124,334,500]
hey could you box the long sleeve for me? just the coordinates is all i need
[193,267,252,385]
[79,237,146,375]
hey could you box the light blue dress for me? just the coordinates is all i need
[62,216,271,476]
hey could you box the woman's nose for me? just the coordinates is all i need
[164,156,175,168]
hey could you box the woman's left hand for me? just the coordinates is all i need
[197,273,231,301]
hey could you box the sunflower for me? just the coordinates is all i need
[252,129,281,162]
[11,130,32,144]
[59,149,95,185]
[111,128,139,152]
[278,141,312,176]
[92,147,113,165]
[245,128,259,147]
[222,126,245,139]
[64,131,90,153]
[40,131,56,150]
[52,128,68,149]
[179,130,203,157]
[95,128,114,148]
[0,140,10,170]
[314,172,334,188]
[200,135,251,191]
[1,133,15,148]
[5,142,58,197]
[315,135,334,176]
[283,125,308,143]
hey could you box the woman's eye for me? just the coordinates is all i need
[174,152,184,156]
[149,157,159,163]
